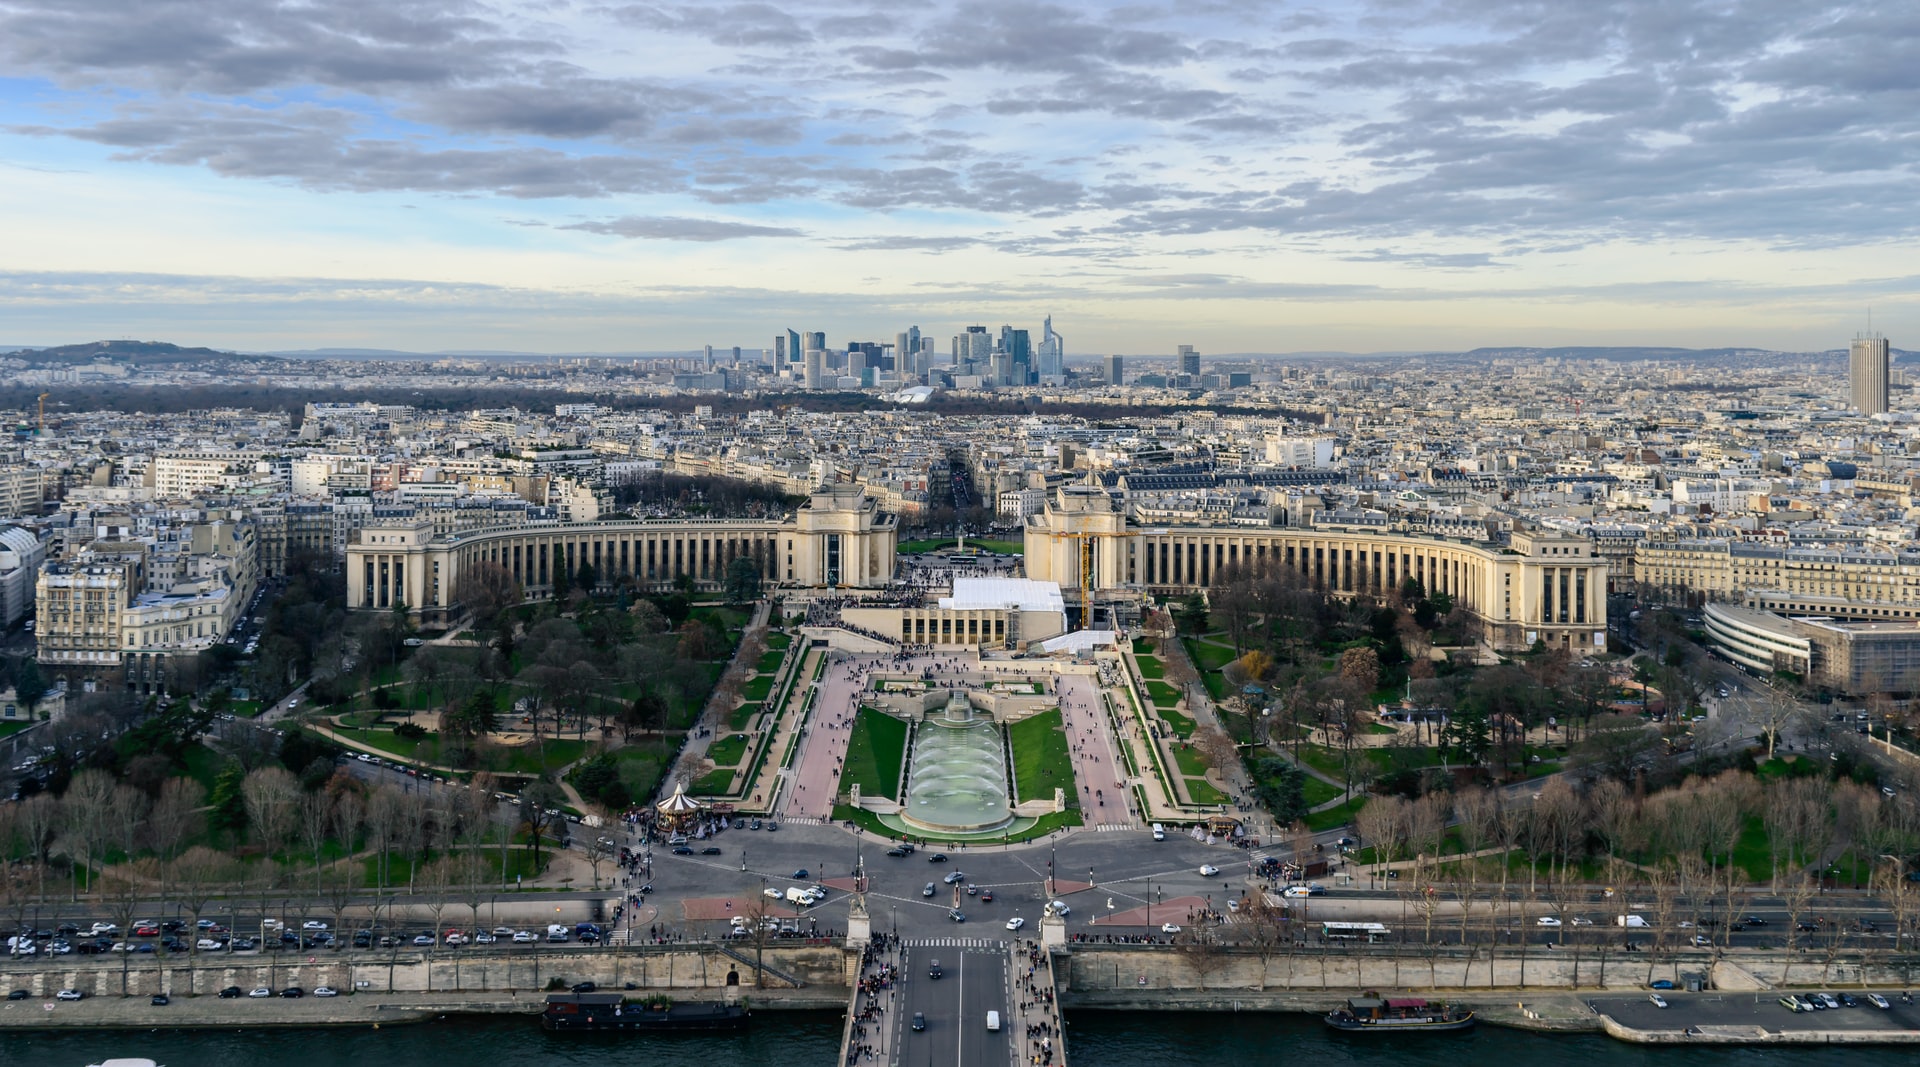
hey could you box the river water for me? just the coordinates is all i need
[3,1009,1918,1067]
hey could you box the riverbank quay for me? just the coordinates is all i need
[0,988,849,1030]
[1594,992,1920,1045]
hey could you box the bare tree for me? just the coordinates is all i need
[299,789,334,891]
[17,793,60,901]
[63,768,118,896]
[241,766,301,872]
[173,845,236,983]
[1174,924,1229,991]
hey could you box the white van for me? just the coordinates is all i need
[1151,823,1166,841]
[1616,915,1649,928]
[986,1010,1001,1032]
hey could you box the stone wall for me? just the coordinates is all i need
[1056,943,1920,999]
[0,944,853,999]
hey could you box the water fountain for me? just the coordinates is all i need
[901,690,1012,833]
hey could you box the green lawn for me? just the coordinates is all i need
[740,675,775,702]
[178,741,229,792]
[692,767,735,794]
[1158,707,1196,738]
[1183,637,1236,672]
[1304,796,1368,832]
[968,539,1023,555]
[0,720,35,739]
[1730,814,1774,883]
[230,700,264,718]
[361,846,546,889]
[706,733,749,767]
[332,726,588,776]
[1172,744,1210,777]
[842,707,910,800]
[1186,778,1226,805]
[1009,708,1074,804]
[1132,637,1156,655]
[754,650,785,673]
[1300,775,1344,808]
[728,702,762,731]
[614,745,674,805]
[1144,679,1180,706]
[1135,655,1165,680]
[765,632,791,650]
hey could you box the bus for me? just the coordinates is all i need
[948,553,979,566]
[1321,922,1390,943]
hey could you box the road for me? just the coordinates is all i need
[893,942,1010,1067]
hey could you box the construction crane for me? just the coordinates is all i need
[1056,529,1139,631]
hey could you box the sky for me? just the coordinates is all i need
[1,0,1918,355]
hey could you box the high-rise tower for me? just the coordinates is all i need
[1852,333,1891,415]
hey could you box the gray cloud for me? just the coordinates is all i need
[559,216,807,240]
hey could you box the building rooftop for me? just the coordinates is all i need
[939,577,1065,614]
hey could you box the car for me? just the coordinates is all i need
[302,920,329,930]
[1649,993,1669,1009]
[512,931,536,943]
[701,847,722,856]
[1536,916,1562,927]
[412,934,435,946]
[947,909,966,923]
[6,989,27,1000]
[923,883,937,897]
[792,869,809,880]
[572,982,598,993]
[980,890,994,903]
[1227,899,1239,913]
[886,847,910,858]
[1199,864,1220,877]
[196,938,225,951]
[928,853,949,863]
[1161,923,1182,934]
[966,885,979,896]
[1675,921,1693,929]
[1570,917,1594,926]
[1649,980,1676,990]
[248,987,273,998]
[1743,916,1768,925]
[1780,995,1809,1012]
[764,888,784,899]
[1840,994,1859,1008]
[1006,917,1025,931]
[56,989,84,1001]
[492,926,516,936]
[443,931,467,945]
[218,986,243,999]
[912,1012,926,1032]
[749,819,763,830]
[1281,885,1312,898]
[88,922,118,936]
[1869,994,1892,1009]
[314,986,338,998]
[1689,935,1712,946]
[671,846,695,856]
[928,959,943,979]
[133,924,161,937]
[151,994,170,1006]
[765,822,779,832]
[281,987,304,998]
[473,931,496,944]
[1818,993,1840,1010]
[943,871,965,884]
[1049,901,1070,917]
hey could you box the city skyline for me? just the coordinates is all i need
[2,0,1918,352]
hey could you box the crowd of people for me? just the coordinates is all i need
[1015,939,1062,1066]
[844,931,899,1064]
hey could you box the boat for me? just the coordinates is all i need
[539,993,749,1032]
[87,1060,160,1067]
[1324,996,1476,1032]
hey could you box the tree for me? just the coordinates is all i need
[241,765,301,866]
[520,779,565,869]
[1173,924,1229,991]
[1572,713,1659,782]
[628,598,669,634]
[208,760,249,838]
[62,768,116,896]
[11,658,46,715]
[1337,646,1381,693]
[724,555,764,603]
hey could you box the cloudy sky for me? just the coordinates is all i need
[2,0,1917,354]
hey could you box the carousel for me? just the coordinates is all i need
[655,782,706,833]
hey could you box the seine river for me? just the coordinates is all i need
[5,1010,1920,1067]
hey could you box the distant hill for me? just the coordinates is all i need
[15,340,268,364]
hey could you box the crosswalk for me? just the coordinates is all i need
[906,936,1003,949]
[1092,823,1137,832]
